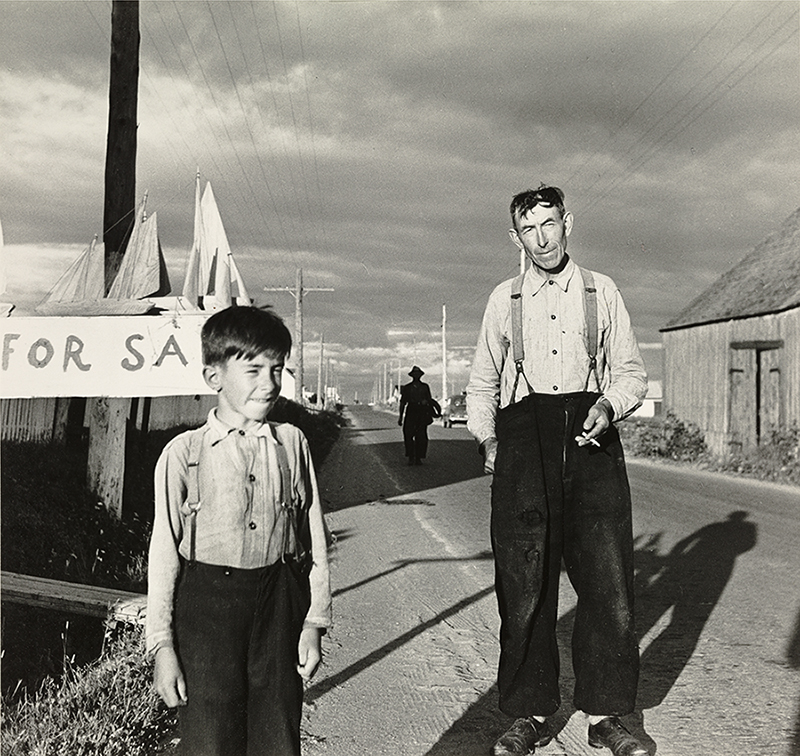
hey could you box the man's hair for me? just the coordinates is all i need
[510,185,566,227]
[201,306,292,366]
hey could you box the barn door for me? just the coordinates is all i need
[759,348,781,441]
[729,347,757,453]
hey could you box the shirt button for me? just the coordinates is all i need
[553,385,558,391]
[552,349,557,355]
[548,280,555,285]
[550,314,556,320]
[239,429,246,436]
[249,474,256,482]
[249,521,257,530]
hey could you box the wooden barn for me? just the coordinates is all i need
[660,207,800,458]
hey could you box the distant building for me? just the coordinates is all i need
[631,380,662,419]
[660,207,800,457]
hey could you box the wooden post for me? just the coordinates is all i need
[90,0,138,517]
[87,397,131,519]
[103,0,139,293]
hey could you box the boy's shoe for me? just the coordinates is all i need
[492,717,552,756]
[588,717,648,756]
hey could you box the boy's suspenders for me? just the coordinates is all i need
[509,266,600,403]
[183,429,306,566]
[275,440,308,563]
[185,430,204,566]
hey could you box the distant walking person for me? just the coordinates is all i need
[466,186,648,756]
[398,365,438,465]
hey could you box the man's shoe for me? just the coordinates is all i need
[492,717,551,756]
[588,717,647,756]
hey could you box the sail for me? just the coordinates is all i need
[199,180,254,310]
[230,255,251,305]
[0,215,13,316]
[200,182,222,300]
[108,203,171,300]
[181,171,203,308]
[36,236,105,311]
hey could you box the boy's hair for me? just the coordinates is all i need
[510,184,566,227]
[201,306,292,366]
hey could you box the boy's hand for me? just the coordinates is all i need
[297,626,323,681]
[153,647,188,708]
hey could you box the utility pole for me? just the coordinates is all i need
[316,333,324,408]
[264,268,333,404]
[87,0,139,519]
[103,0,139,293]
[441,303,447,402]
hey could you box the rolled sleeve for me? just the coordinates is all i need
[466,282,509,445]
[599,287,648,421]
[145,437,189,655]
[296,434,333,630]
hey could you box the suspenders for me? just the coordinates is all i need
[183,429,306,566]
[509,266,600,403]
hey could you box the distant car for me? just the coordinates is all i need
[442,393,468,428]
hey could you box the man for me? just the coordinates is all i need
[466,186,648,756]
[398,366,436,465]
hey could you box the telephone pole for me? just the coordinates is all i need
[264,268,333,403]
[103,0,139,293]
[316,333,324,408]
[441,303,447,402]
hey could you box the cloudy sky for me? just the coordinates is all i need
[2,0,798,402]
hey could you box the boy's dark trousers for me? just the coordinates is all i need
[174,559,311,756]
[490,391,639,717]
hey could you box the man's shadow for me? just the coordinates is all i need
[425,510,758,755]
[787,604,800,755]
[633,510,757,710]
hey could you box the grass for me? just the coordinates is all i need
[1,628,177,756]
[1,399,344,753]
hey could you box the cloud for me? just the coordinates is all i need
[1,0,797,401]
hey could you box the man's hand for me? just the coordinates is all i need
[297,626,323,681]
[480,438,498,475]
[579,399,613,445]
[398,416,403,426]
[153,646,187,708]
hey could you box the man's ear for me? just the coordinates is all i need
[508,228,523,250]
[203,364,222,393]
[563,211,574,237]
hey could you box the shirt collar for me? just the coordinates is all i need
[206,408,277,445]
[524,256,577,294]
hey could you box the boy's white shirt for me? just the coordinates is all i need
[146,409,332,655]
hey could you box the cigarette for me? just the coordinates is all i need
[575,433,601,447]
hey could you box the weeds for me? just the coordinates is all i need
[619,413,800,486]
[1,628,176,756]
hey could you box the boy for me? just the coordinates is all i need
[146,306,332,756]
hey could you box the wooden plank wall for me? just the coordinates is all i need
[0,397,58,442]
[1,394,215,442]
[148,394,215,430]
[664,307,800,456]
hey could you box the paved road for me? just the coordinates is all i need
[303,405,800,756]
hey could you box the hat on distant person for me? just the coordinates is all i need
[409,366,424,377]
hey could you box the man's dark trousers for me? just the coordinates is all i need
[403,406,429,461]
[491,391,638,717]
